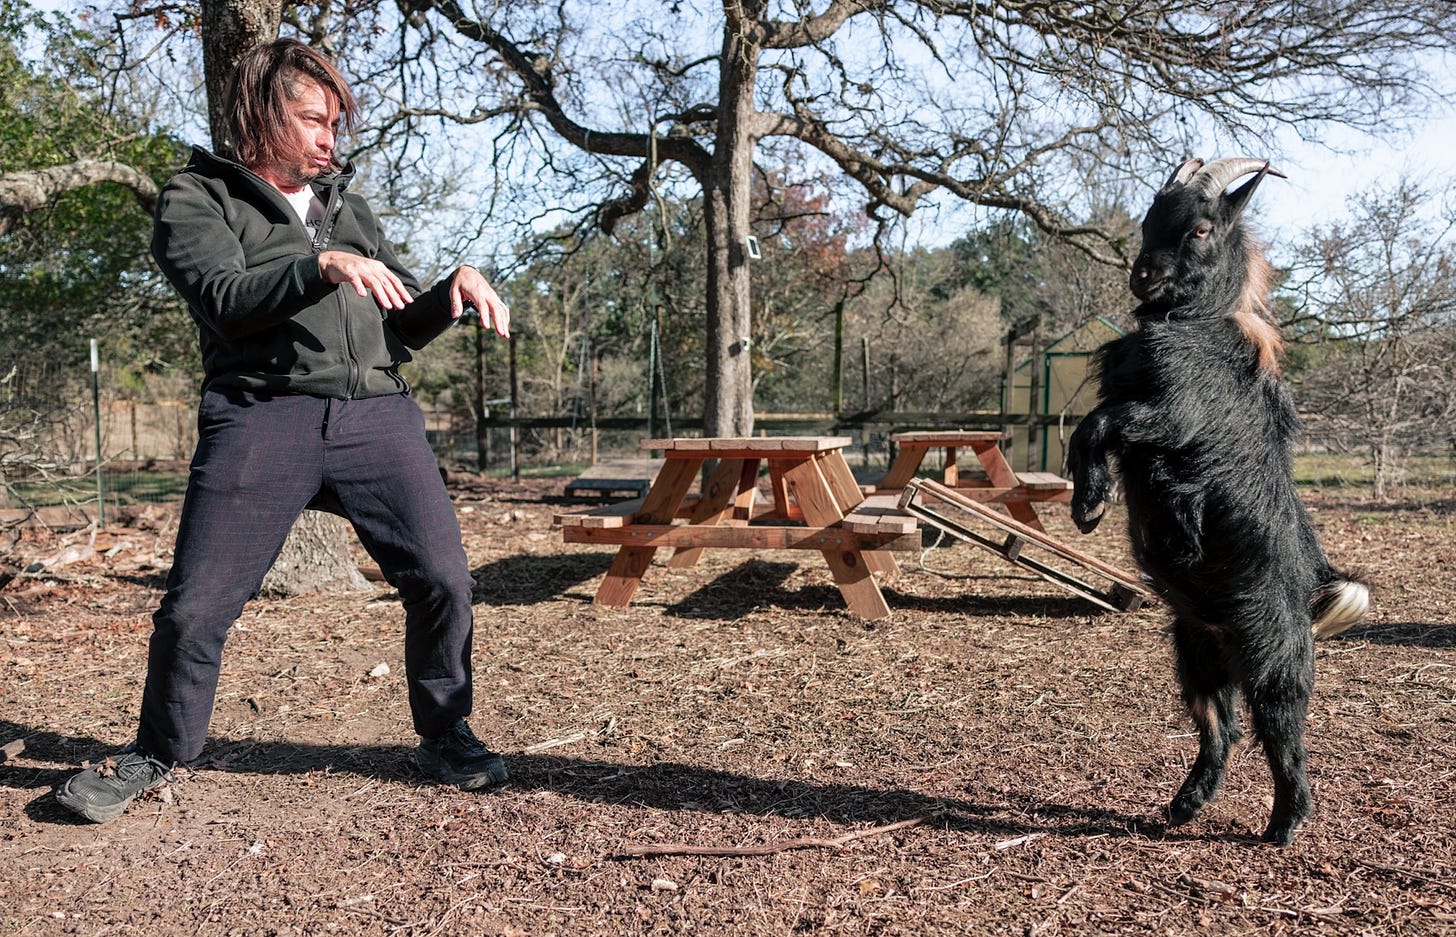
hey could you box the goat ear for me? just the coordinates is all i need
[1221,165,1274,222]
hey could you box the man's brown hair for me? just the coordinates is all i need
[223,39,358,173]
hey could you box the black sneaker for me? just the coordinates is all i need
[416,720,508,790]
[55,744,174,823]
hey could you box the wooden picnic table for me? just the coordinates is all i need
[872,430,1072,532]
[556,436,920,620]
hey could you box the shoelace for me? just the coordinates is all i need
[111,751,175,785]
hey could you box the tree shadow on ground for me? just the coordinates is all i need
[470,552,614,605]
[880,589,1098,619]
[108,572,170,591]
[664,560,806,617]
[1335,622,1456,648]
[3,720,1169,842]
[660,559,1099,620]
[1306,495,1456,515]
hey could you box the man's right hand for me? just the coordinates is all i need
[318,251,413,310]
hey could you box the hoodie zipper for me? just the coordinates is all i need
[313,180,361,399]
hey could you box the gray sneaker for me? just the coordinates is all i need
[55,745,174,823]
[416,720,508,790]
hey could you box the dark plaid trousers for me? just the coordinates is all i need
[137,388,476,764]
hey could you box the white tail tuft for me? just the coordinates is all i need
[1311,580,1370,640]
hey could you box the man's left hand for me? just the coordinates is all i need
[450,266,510,338]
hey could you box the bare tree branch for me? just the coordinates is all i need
[0,161,159,236]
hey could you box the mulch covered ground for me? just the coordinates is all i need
[1,477,1453,936]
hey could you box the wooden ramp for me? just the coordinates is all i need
[564,458,664,501]
[900,478,1153,613]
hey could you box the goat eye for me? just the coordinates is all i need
[1193,225,1213,239]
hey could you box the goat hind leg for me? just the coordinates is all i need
[1168,683,1241,827]
[1247,667,1314,846]
[1167,621,1242,827]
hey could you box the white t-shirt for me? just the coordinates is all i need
[282,188,325,245]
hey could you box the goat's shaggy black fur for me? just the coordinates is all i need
[1067,157,1368,845]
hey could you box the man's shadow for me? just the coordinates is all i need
[4,719,1168,842]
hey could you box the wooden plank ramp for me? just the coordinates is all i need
[900,478,1153,613]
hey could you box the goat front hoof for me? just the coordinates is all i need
[1260,821,1300,847]
[1260,809,1306,846]
[1072,501,1106,534]
[1167,794,1204,828]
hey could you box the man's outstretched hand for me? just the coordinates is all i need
[450,265,510,337]
[318,251,413,310]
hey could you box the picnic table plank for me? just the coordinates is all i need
[594,457,701,607]
[569,436,915,620]
[781,455,890,620]
[890,430,1008,444]
[642,436,853,455]
[668,457,753,569]
[563,458,664,500]
[565,524,920,552]
[874,430,1071,532]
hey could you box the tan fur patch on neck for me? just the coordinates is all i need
[1233,249,1283,375]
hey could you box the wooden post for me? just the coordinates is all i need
[832,298,844,418]
[861,336,871,468]
[647,316,658,440]
[509,331,520,481]
[589,345,599,466]
[175,399,185,460]
[474,324,488,471]
[1026,319,1042,472]
[1002,326,1017,442]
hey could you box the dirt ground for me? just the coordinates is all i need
[1,476,1453,936]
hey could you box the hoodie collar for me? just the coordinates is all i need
[187,144,355,194]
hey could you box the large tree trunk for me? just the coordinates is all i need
[259,510,370,596]
[201,0,368,596]
[702,6,761,438]
[201,0,282,154]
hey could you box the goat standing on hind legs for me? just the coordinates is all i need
[1066,157,1369,846]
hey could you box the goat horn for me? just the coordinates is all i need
[1164,158,1204,189]
[1191,158,1288,198]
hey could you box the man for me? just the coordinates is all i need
[56,39,511,823]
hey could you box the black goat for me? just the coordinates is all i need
[1066,157,1368,845]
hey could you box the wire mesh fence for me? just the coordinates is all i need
[4,351,1452,527]
[1,356,196,515]
[0,353,645,517]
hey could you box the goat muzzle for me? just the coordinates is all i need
[1130,257,1162,300]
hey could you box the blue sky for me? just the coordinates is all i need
[1258,109,1456,239]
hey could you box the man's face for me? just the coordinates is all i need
[261,78,339,191]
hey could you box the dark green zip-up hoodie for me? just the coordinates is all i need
[151,146,457,398]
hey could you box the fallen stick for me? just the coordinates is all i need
[615,813,938,859]
[1352,857,1456,892]
[522,732,588,754]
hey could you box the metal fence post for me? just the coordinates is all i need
[90,339,103,526]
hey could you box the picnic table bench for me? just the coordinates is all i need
[871,430,1073,532]
[556,436,920,620]
[562,458,664,500]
